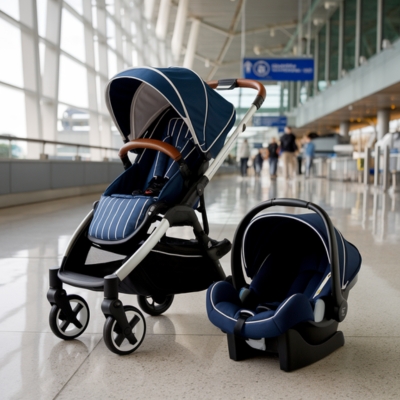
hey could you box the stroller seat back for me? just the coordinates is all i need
[88,108,202,243]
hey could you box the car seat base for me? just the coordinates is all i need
[227,327,345,372]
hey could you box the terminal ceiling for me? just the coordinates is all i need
[164,0,334,81]
[155,0,400,135]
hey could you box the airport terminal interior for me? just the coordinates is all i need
[1,0,400,399]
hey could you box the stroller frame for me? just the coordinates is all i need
[47,77,266,355]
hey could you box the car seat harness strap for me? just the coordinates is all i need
[234,311,252,336]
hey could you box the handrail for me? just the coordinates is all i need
[0,134,119,160]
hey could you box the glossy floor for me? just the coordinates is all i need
[1,174,400,399]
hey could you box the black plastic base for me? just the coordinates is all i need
[227,327,345,372]
[278,329,344,371]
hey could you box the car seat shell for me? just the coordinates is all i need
[206,199,362,371]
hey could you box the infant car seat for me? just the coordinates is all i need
[206,198,361,371]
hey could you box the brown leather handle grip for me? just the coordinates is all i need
[119,138,182,162]
[207,79,266,100]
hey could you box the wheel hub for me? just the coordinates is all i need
[124,327,132,336]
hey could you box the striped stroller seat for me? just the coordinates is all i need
[88,108,201,243]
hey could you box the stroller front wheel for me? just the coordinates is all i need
[49,295,90,340]
[103,305,146,355]
[137,294,174,316]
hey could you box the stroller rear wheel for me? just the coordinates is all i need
[137,294,174,316]
[103,305,146,355]
[49,294,90,340]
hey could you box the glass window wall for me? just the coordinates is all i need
[0,19,23,88]
[0,0,163,160]
[383,0,400,43]
[64,0,83,15]
[0,1,19,21]
[0,85,26,137]
[329,8,340,82]
[60,9,86,62]
[58,55,88,109]
[317,25,326,91]
[360,0,377,59]
[36,0,47,38]
[309,39,315,97]
[343,0,357,72]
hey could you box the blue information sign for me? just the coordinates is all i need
[253,116,287,133]
[243,58,314,81]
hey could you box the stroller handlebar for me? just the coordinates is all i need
[207,79,266,110]
[119,139,182,170]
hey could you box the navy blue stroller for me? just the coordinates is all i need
[47,67,266,355]
[206,199,361,371]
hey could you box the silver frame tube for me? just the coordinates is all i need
[115,219,170,281]
[63,210,94,258]
[204,104,258,181]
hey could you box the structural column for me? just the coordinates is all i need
[83,0,101,161]
[340,121,350,140]
[183,19,200,69]
[19,0,43,158]
[96,2,112,149]
[171,0,188,62]
[41,0,63,157]
[377,109,390,140]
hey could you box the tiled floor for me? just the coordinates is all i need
[1,174,400,399]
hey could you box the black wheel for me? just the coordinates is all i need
[49,294,90,340]
[103,305,146,355]
[137,294,174,316]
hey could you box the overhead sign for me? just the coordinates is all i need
[253,116,287,132]
[243,58,314,81]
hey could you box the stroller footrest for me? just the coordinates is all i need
[58,270,104,290]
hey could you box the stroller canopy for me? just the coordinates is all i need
[106,66,236,158]
[242,212,361,294]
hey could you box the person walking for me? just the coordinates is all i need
[303,133,316,178]
[238,139,250,177]
[280,126,298,180]
[253,148,264,177]
[267,137,279,179]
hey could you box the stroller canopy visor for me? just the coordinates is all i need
[106,67,236,158]
[242,213,361,291]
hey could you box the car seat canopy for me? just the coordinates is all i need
[241,213,361,299]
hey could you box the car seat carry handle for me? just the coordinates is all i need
[119,138,184,170]
[207,79,266,110]
[231,198,348,323]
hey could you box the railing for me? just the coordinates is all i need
[0,135,119,161]
[363,145,400,192]
[313,156,359,182]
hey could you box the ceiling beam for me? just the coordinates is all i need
[198,19,298,38]
[233,21,297,36]
[206,0,244,80]
[192,44,284,72]
[198,20,232,37]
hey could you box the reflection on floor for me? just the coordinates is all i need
[0,174,400,399]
